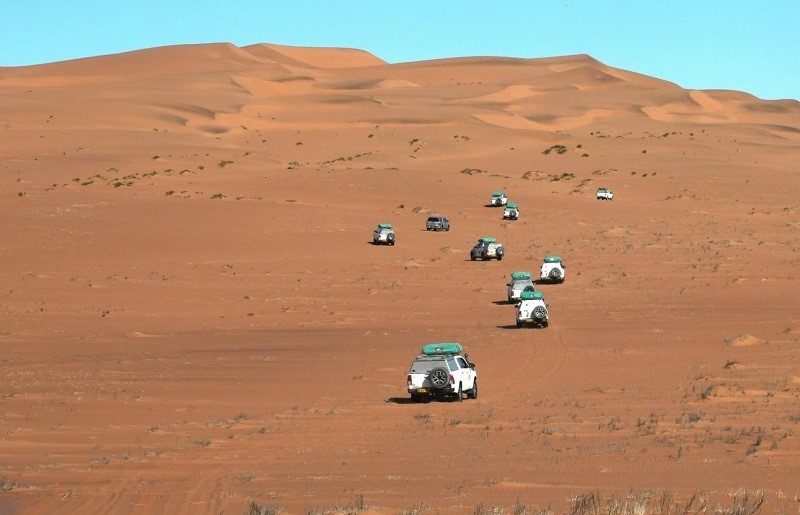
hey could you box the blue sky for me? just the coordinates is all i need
[3,1,798,100]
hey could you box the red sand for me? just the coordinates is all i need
[1,43,800,514]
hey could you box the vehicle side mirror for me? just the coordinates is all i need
[469,363,475,369]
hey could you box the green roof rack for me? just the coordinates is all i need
[506,202,518,209]
[491,191,505,197]
[478,237,496,243]
[520,291,544,301]
[511,271,532,280]
[421,342,464,355]
[543,255,562,263]
[377,223,393,229]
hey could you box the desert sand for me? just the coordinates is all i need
[1,42,800,514]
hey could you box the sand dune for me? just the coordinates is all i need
[1,43,800,514]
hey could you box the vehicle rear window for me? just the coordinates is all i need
[409,358,444,374]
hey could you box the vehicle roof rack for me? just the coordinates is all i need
[421,342,464,355]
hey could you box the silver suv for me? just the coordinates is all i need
[426,215,450,231]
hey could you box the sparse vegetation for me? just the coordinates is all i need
[542,144,567,155]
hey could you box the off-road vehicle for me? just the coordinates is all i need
[425,215,450,231]
[516,291,549,328]
[373,223,395,245]
[407,342,477,402]
[507,271,535,302]
[470,237,504,261]
[489,190,508,206]
[596,187,614,200]
[540,255,566,283]
[503,202,519,220]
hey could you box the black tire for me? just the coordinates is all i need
[445,226,450,231]
[496,254,503,261]
[468,380,478,399]
[524,285,535,292]
[455,383,463,402]
[516,320,523,328]
[533,306,547,319]
[549,268,562,281]
[542,321,549,328]
[410,393,421,403]
[470,254,476,261]
[428,367,449,389]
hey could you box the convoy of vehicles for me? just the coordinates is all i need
[375,191,597,400]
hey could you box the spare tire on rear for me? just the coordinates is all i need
[549,268,562,280]
[428,367,449,389]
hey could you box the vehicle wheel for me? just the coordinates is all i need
[549,269,562,281]
[542,321,549,328]
[410,393,421,403]
[516,320,523,328]
[445,226,450,231]
[470,254,476,261]
[455,383,463,402]
[468,380,478,399]
[533,306,547,319]
[496,253,503,261]
[428,367,449,389]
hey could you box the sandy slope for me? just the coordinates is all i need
[1,43,800,514]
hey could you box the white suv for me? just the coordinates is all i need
[596,187,614,200]
[516,291,549,328]
[373,223,395,245]
[503,203,519,220]
[470,237,504,261]
[407,343,477,402]
[540,255,566,283]
[489,190,508,206]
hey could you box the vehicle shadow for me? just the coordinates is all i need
[386,396,458,404]
[496,324,521,330]
[492,300,516,306]
[386,397,416,404]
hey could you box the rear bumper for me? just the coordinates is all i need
[409,386,454,397]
